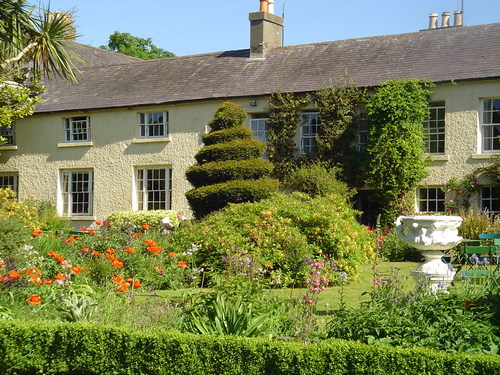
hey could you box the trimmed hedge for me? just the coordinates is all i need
[106,210,178,229]
[0,321,498,375]
[202,126,254,146]
[194,138,265,164]
[186,158,274,187]
[208,102,247,131]
[186,179,279,218]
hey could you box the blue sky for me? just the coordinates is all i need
[29,0,500,56]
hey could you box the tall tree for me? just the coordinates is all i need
[100,32,175,59]
[0,1,80,143]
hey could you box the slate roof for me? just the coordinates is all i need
[36,22,500,114]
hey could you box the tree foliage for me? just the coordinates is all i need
[100,32,175,59]
[186,102,277,218]
[365,79,433,224]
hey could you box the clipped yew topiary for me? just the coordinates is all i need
[186,102,277,218]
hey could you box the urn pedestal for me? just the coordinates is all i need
[395,215,463,292]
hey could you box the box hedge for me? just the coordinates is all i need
[202,126,254,146]
[186,158,274,187]
[194,138,265,164]
[0,321,498,375]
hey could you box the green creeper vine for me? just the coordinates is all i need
[365,79,433,225]
[266,92,307,180]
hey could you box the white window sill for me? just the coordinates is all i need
[58,141,93,148]
[65,216,95,221]
[132,137,171,144]
[471,154,498,160]
[0,145,18,151]
[424,154,449,162]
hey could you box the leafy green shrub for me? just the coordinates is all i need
[0,216,31,260]
[378,228,422,262]
[34,200,72,233]
[458,208,500,240]
[281,163,352,197]
[187,102,276,218]
[186,179,279,219]
[0,321,498,375]
[194,138,265,164]
[0,188,39,229]
[186,159,273,187]
[202,126,253,146]
[106,210,178,229]
[169,192,375,283]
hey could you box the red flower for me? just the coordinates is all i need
[26,294,42,305]
[87,230,95,235]
[95,221,102,226]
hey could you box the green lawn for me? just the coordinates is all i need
[143,261,420,311]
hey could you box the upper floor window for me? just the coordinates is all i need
[60,170,93,217]
[356,113,368,152]
[0,124,15,145]
[300,112,320,155]
[481,98,500,152]
[139,112,168,138]
[135,167,172,210]
[423,101,445,154]
[480,186,500,213]
[65,116,90,142]
[417,187,445,213]
[0,173,18,195]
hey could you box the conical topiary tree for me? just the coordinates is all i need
[186,102,278,219]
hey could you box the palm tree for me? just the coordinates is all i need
[0,0,79,81]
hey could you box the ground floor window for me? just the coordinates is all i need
[417,187,445,212]
[60,170,93,216]
[0,173,18,194]
[480,186,500,213]
[136,167,172,210]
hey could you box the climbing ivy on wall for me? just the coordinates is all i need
[312,81,366,185]
[365,79,433,225]
[266,92,307,180]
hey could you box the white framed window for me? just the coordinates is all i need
[481,98,500,152]
[139,112,168,138]
[480,186,500,213]
[64,116,90,142]
[249,114,268,143]
[357,113,368,152]
[60,170,93,216]
[0,124,15,145]
[424,102,445,154]
[0,173,18,194]
[300,112,320,154]
[135,167,172,210]
[417,187,445,212]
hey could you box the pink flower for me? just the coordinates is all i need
[374,279,381,286]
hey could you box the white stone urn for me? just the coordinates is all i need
[395,215,463,292]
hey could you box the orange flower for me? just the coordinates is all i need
[9,270,20,280]
[124,247,134,254]
[22,268,32,274]
[81,247,90,254]
[32,267,42,275]
[81,227,87,232]
[91,251,101,257]
[144,239,157,246]
[177,261,187,268]
[167,252,177,257]
[116,282,129,292]
[106,248,115,255]
[88,230,95,235]
[112,260,124,268]
[155,267,165,275]
[44,279,53,285]
[0,262,4,268]
[147,245,163,256]
[70,265,82,274]
[95,221,102,226]
[32,229,43,237]
[133,233,143,238]
[65,236,76,242]
[141,224,151,230]
[55,273,65,280]
[113,276,123,283]
[133,280,142,288]
[26,294,42,305]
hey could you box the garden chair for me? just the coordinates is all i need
[458,234,500,285]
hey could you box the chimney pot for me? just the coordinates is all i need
[428,13,438,29]
[259,0,269,13]
[454,10,463,27]
[441,11,450,27]
[268,0,275,15]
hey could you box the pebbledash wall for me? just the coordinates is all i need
[1,79,500,227]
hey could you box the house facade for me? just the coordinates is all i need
[1,3,499,227]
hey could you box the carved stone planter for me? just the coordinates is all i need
[395,215,463,292]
